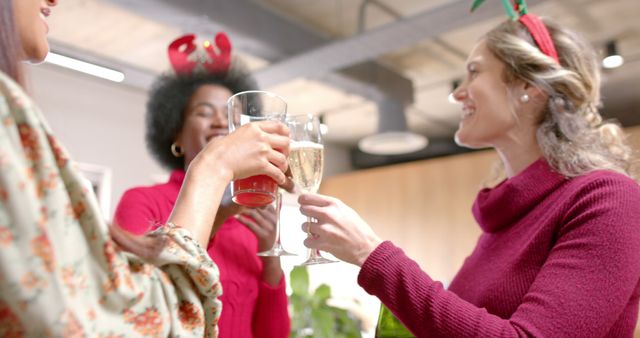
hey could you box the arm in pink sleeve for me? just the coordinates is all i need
[252,275,291,338]
[358,179,640,338]
[114,188,160,235]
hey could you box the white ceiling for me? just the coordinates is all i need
[45,0,640,150]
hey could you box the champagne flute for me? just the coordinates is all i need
[256,191,296,257]
[287,114,336,265]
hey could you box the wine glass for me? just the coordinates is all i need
[286,114,336,265]
[256,191,296,257]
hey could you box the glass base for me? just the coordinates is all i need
[299,256,337,266]
[257,245,297,257]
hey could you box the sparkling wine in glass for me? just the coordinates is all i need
[287,114,336,265]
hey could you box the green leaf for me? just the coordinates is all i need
[334,308,362,338]
[289,313,307,334]
[290,266,309,297]
[311,307,335,338]
[312,284,331,305]
[470,0,485,12]
[289,294,306,317]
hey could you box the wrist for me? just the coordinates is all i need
[261,257,283,286]
[356,237,383,267]
[190,150,233,184]
[261,256,281,269]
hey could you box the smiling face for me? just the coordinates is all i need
[452,40,523,149]
[176,84,233,168]
[13,0,56,62]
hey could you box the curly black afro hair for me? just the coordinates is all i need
[145,59,258,170]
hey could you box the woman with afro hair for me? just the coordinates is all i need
[114,41,291,338]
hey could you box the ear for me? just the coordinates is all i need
[522,81,547,101]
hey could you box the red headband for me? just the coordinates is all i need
[471,0,560,64]
[167,32,232,75]
[518,13,559,64]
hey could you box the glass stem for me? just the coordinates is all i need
[273,193,283,248]
[307,216,319,259]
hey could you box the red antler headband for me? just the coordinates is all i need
[167,32,232,75]
[471,0,559,64]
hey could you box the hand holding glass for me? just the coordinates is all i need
[287,114,336,265]
[227,90,286,207]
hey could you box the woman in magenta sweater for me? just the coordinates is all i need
[298,11,640,338]
[114,34,290,338]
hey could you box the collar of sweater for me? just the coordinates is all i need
[472,158,567,233]
[169,169,186,186]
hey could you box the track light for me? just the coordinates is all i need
[602,40,624,69]
[44,52,125,82]
[448,79,461,104]
[318,114,329,135]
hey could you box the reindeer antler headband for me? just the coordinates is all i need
[167,32,232,75]
[472,0,559,64]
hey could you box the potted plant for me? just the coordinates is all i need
[288,266,362,338]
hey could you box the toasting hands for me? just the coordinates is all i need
[193,120,290,185]
[298,193,383,266]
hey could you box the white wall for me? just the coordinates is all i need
[25,63,165,221]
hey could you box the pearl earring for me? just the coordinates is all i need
[520,94,530,103]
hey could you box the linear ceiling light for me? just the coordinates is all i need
[44,52,125,83]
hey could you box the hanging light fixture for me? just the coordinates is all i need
[602,40,624,69]
[318,114,329,135]
[447,79,461,104]
[358,98,428,155]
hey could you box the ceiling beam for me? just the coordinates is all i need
[105,0,414,104]
[254,0,546,86]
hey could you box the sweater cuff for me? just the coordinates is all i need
[254,274,290,337]
[358,240,401,291]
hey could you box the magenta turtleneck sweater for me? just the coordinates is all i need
[359,159,640,337]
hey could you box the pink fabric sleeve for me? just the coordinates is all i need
[114,189,160,235]
[252,275,291,338]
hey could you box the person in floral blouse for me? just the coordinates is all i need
[0,0,290,336]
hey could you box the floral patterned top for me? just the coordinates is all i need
[0,71,221,337]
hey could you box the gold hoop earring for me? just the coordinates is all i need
[171,142,184,157]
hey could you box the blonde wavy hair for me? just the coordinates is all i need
[485,18,632,178]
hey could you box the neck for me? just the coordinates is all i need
[495,133,543,178]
